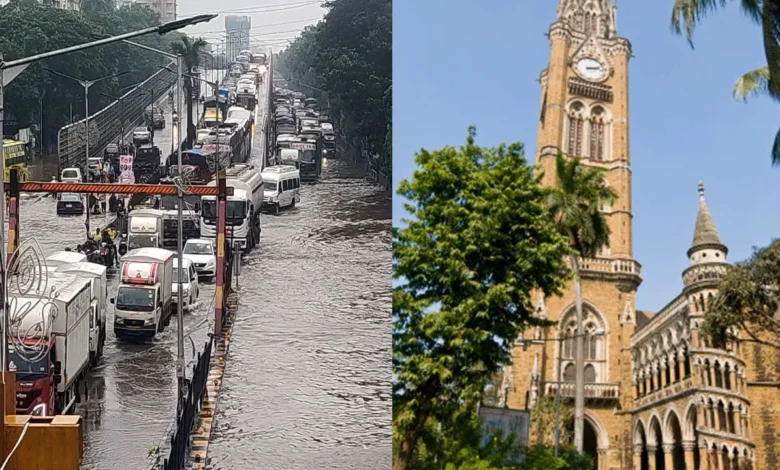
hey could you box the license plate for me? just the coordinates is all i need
[66,204,72,208]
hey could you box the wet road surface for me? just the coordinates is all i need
[205,156,392,469]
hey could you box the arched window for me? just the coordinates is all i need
[714,361,723,388]
[589,106,607,161]
[564,364,576,382]
[566,101,586,157]
[584,13,592,34]
[724,363,732,390]
[584,364,596,383]
[557,306,606,383]
[717,402,727,432]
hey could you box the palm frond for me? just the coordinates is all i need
[670,0,731,46]
[734,66,771,102]
[771,125,780,166]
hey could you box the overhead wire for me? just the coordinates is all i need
[180,0,325,18]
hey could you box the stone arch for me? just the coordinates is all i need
[663,408,686,469]
[646,413,663,446]
[583,409,609,449]
[633,417,647,445]
[557,301,608,381]
[682,399,699,441]
[662,405,682,442]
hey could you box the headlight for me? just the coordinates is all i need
[31,403,46,416]
[144,318,154,326]
[115,318,124,325]
[207,260,216,267]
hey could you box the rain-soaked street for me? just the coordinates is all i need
[204,156,392,469]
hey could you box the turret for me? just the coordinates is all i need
[557,0,617,38]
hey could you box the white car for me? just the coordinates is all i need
[172,258,199,310]
[183,238,216,281]
[60,167,83,183]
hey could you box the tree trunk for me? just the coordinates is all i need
[571,254,585,453]
[393,407,429,470]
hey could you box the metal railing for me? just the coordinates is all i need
[57,61,177,171]
[162,337,213,470]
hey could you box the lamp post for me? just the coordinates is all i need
[516,327,605,457]
[0,13,217,377]
[44,68,130,238]
[121,40,188,411]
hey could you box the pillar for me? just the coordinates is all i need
[705,403,713,429]
[706,447,716,470]
[697,404,705,428]
[729,369,737,391]
[633,444,643,470]
[683,441,696,470]
[713,404,721,431]
[732,409,741,436]
[647,446,657,470]
[214,171,226,337]
[661,363,668,388]
[737,455,747,470]
[663,444,675,469]
[6,168,19,268]
[741,414,750,439]
[717,450,726,470]
[598,448,607,470]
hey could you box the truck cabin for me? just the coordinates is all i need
[202,95,228,118]
[304,98,319,109]
[159,194,202,212]
[115,284,158,313]
[279,148,301,169]
[201,193,249,227]
[290,139,319,165]
[169,149,212,183]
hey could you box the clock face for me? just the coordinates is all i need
[576,58,607,81]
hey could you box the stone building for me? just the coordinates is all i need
[506,1,780,469]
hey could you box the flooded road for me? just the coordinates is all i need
[205,157,392,469]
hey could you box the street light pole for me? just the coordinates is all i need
[44,68,130,238]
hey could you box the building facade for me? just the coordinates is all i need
[225,15,251,61]
[506,2,780,469]
[133,0,176,23]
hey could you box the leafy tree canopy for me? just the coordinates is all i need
[0,0,187,149]
[705,238,780,350]
[392,128,571,469]
[276,0,391,160]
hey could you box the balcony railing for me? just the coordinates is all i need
[568,257,642,277]
[543,382,620,401]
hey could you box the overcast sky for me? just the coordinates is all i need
[178,0,327,53]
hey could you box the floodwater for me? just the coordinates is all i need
[205,156,392,469]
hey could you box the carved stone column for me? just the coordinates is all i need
[732,408,742,436]
[705,402,714,429]
[597,448,608,470]
[697,403,705,428]
[713,403,721,431]
[682,441,696,470]
[707,446,716,470]
[729,368,737,391]
[663,444,675,469]
[633,444,643,470]
[647,445,658,470]
[660,360,669,388]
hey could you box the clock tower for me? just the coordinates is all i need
[507,2,640,469]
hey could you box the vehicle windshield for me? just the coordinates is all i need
[201,200,216,219]
[127,234,157,250]
[264,181,277,192]
[8,347,48,379]
[134,128,148,133]
[301,149,317,163]
[227,201,247,220]
[62,170,78,179]
[184,243,213,255]
[60,193,81,202]
[116,286,155,312]
[172,268,190,283]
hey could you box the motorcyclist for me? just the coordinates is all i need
[82,234,99,254]
[101,229,119,268]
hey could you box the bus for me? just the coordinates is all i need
[2,139,29,182]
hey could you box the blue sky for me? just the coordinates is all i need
[392,1,780,311]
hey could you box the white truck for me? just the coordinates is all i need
[57,262,108,367]
[126,208,165,250]
[45,251,87,271]
[200,164,264,252]
[10,273,92,416]
[279,148,301,169]
[112,248,174,340]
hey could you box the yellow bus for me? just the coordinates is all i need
[2,139,29,182]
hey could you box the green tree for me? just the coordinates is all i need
[704,239,780,350]
[393,128,572,470]
[544,152,616,451]
[170,35,207,147]
[276,0,391,168]
[671,0,780,164]
[529,395,574,448]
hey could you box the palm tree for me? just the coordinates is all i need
[170,36,208,148]
[545,152,616,452]
[671,0,780,164]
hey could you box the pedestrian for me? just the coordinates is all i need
[108,165,116,183]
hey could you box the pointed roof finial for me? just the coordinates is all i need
[688,181,727,257]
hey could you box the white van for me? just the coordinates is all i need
[60,167,83,183]
[261,165,300,213]
[172,257,199,310]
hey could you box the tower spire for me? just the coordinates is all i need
[687,181,728,259]
[557,0,617,38]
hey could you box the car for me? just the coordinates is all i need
[132,126,152,144]
[56,193,84,216]
[172,257,199,310]
[152,112,165,129]
[60,167,83,183]
[182,238,216,281]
